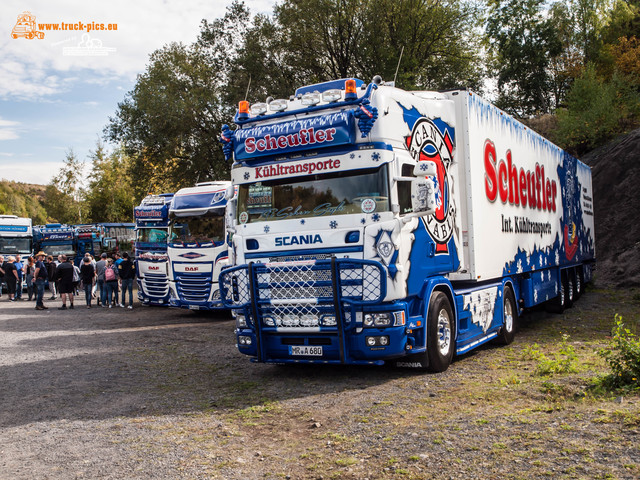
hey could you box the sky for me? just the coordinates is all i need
[1,0,275,186]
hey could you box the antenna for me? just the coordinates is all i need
[244,74,252,101]
[393,46,404,87]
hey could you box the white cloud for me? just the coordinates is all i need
[0,159,63,185]
[0,117,21,140]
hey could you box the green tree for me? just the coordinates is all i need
[84,143,136,223]
[42,149,86,224]
[556,63,640,153]
[486,0,563,116]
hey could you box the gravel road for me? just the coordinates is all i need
[0,287,638,479]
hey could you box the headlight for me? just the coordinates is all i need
[250,103,268,115]
[364,312,392,327]
[301,92,321,106]
[320,315,337,326]
[238,335,252,346]
[269,98,288,112]
[236,314,247,328]
[322,89,342,102]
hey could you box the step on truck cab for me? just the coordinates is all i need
[134,193,174,306]
[219,77,596,371]
[0,215,33,258]
[168,181,232,311]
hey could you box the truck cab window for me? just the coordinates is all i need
[398,163,415,215]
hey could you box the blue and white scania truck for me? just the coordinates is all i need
[167,181,232,311]
[33,223,77,262]
[134,193,174,306]
[218,77,596,371]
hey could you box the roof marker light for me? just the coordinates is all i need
[238,100,250,120]
[301,92,321,106]
[345,79,357,100]
[322,89,342,103]
[250,102,268,115]
[269,98,288,112]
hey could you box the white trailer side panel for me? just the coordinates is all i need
[447,91,595,282]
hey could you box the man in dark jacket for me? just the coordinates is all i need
[118,252,136,309]
[46,255,58,300]
[55,255,75,309]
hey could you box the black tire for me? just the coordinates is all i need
[574,267,583,300]
[495,285,518,345]
[564,273,574,309]
[426,291,455,373]
[546,272,566,313]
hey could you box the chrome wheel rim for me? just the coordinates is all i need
[504,297,513,332]
[437,309,451,355]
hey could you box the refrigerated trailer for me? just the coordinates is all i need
[219,78,595,371]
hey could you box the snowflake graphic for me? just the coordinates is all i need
[350,153,355,159]
[329,220,338,229]
[360,218,366,225]
[300,219,305,225]
[419,162,430,172]
[264,225,270,233]
[244,172,250,180]
[372,213,380,222]
[371,152,380,162]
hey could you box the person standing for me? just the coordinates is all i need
[14,254,24,300]
[55,254,75,309]
[4,256,19,301]
[46,255,58,300]
[118,252,136,309]
[0,255,5,299]
[95,253,107,307]
[33,251,49,310]
[24,256,35,301]
[80,256,96,308]
[104,258,119,308]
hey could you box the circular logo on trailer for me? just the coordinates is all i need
[239,211,249,224]
[361,198,376,214]
[405,117,455,254]
[210,191,225,205]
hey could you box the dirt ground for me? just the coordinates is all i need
[0,284,638,480]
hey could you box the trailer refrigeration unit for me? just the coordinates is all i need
[167,182,232,311]
[0,215,33,258]
[134,194,173,306]
[218,77,596,371]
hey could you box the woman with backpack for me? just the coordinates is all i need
[104,258,119,308]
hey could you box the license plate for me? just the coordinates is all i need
[289,345,323,356]
[188,305,200,310]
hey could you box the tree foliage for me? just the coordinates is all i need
[0,180,48,224]
[42,150,86,225]
[83,143,136,223]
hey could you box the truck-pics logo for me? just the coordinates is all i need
[405,117,455,254]
[11,11,44,39]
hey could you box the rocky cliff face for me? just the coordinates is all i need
[581,128,640,287]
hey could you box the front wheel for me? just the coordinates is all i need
[426,292,455,372]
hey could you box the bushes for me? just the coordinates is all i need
[556,64,640,154]
[597,314,640,392]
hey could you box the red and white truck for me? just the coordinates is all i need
[219,77,595,371]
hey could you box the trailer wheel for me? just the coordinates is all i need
[426,292,455,373]
[495,285,517,345]
[574,267,583,300]
[546,273,566,313]
[564,274,574,309]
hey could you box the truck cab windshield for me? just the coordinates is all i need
[169,211,225,245]
[237,164,389,224]
[0,237,32,255]
[137,228,169,244]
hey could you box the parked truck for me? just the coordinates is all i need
[0,215,33,257]
[167,182,232,311]
[33,224,76,262]
[218,77,595,371]
[134,194,173,306]
[75,224,105,264]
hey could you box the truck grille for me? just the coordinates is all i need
[220,259,384,329]
[141,273,169,298]
[176,274,211,302]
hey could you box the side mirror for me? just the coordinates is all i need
[410,161,437,215]
[224,184,236,201]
